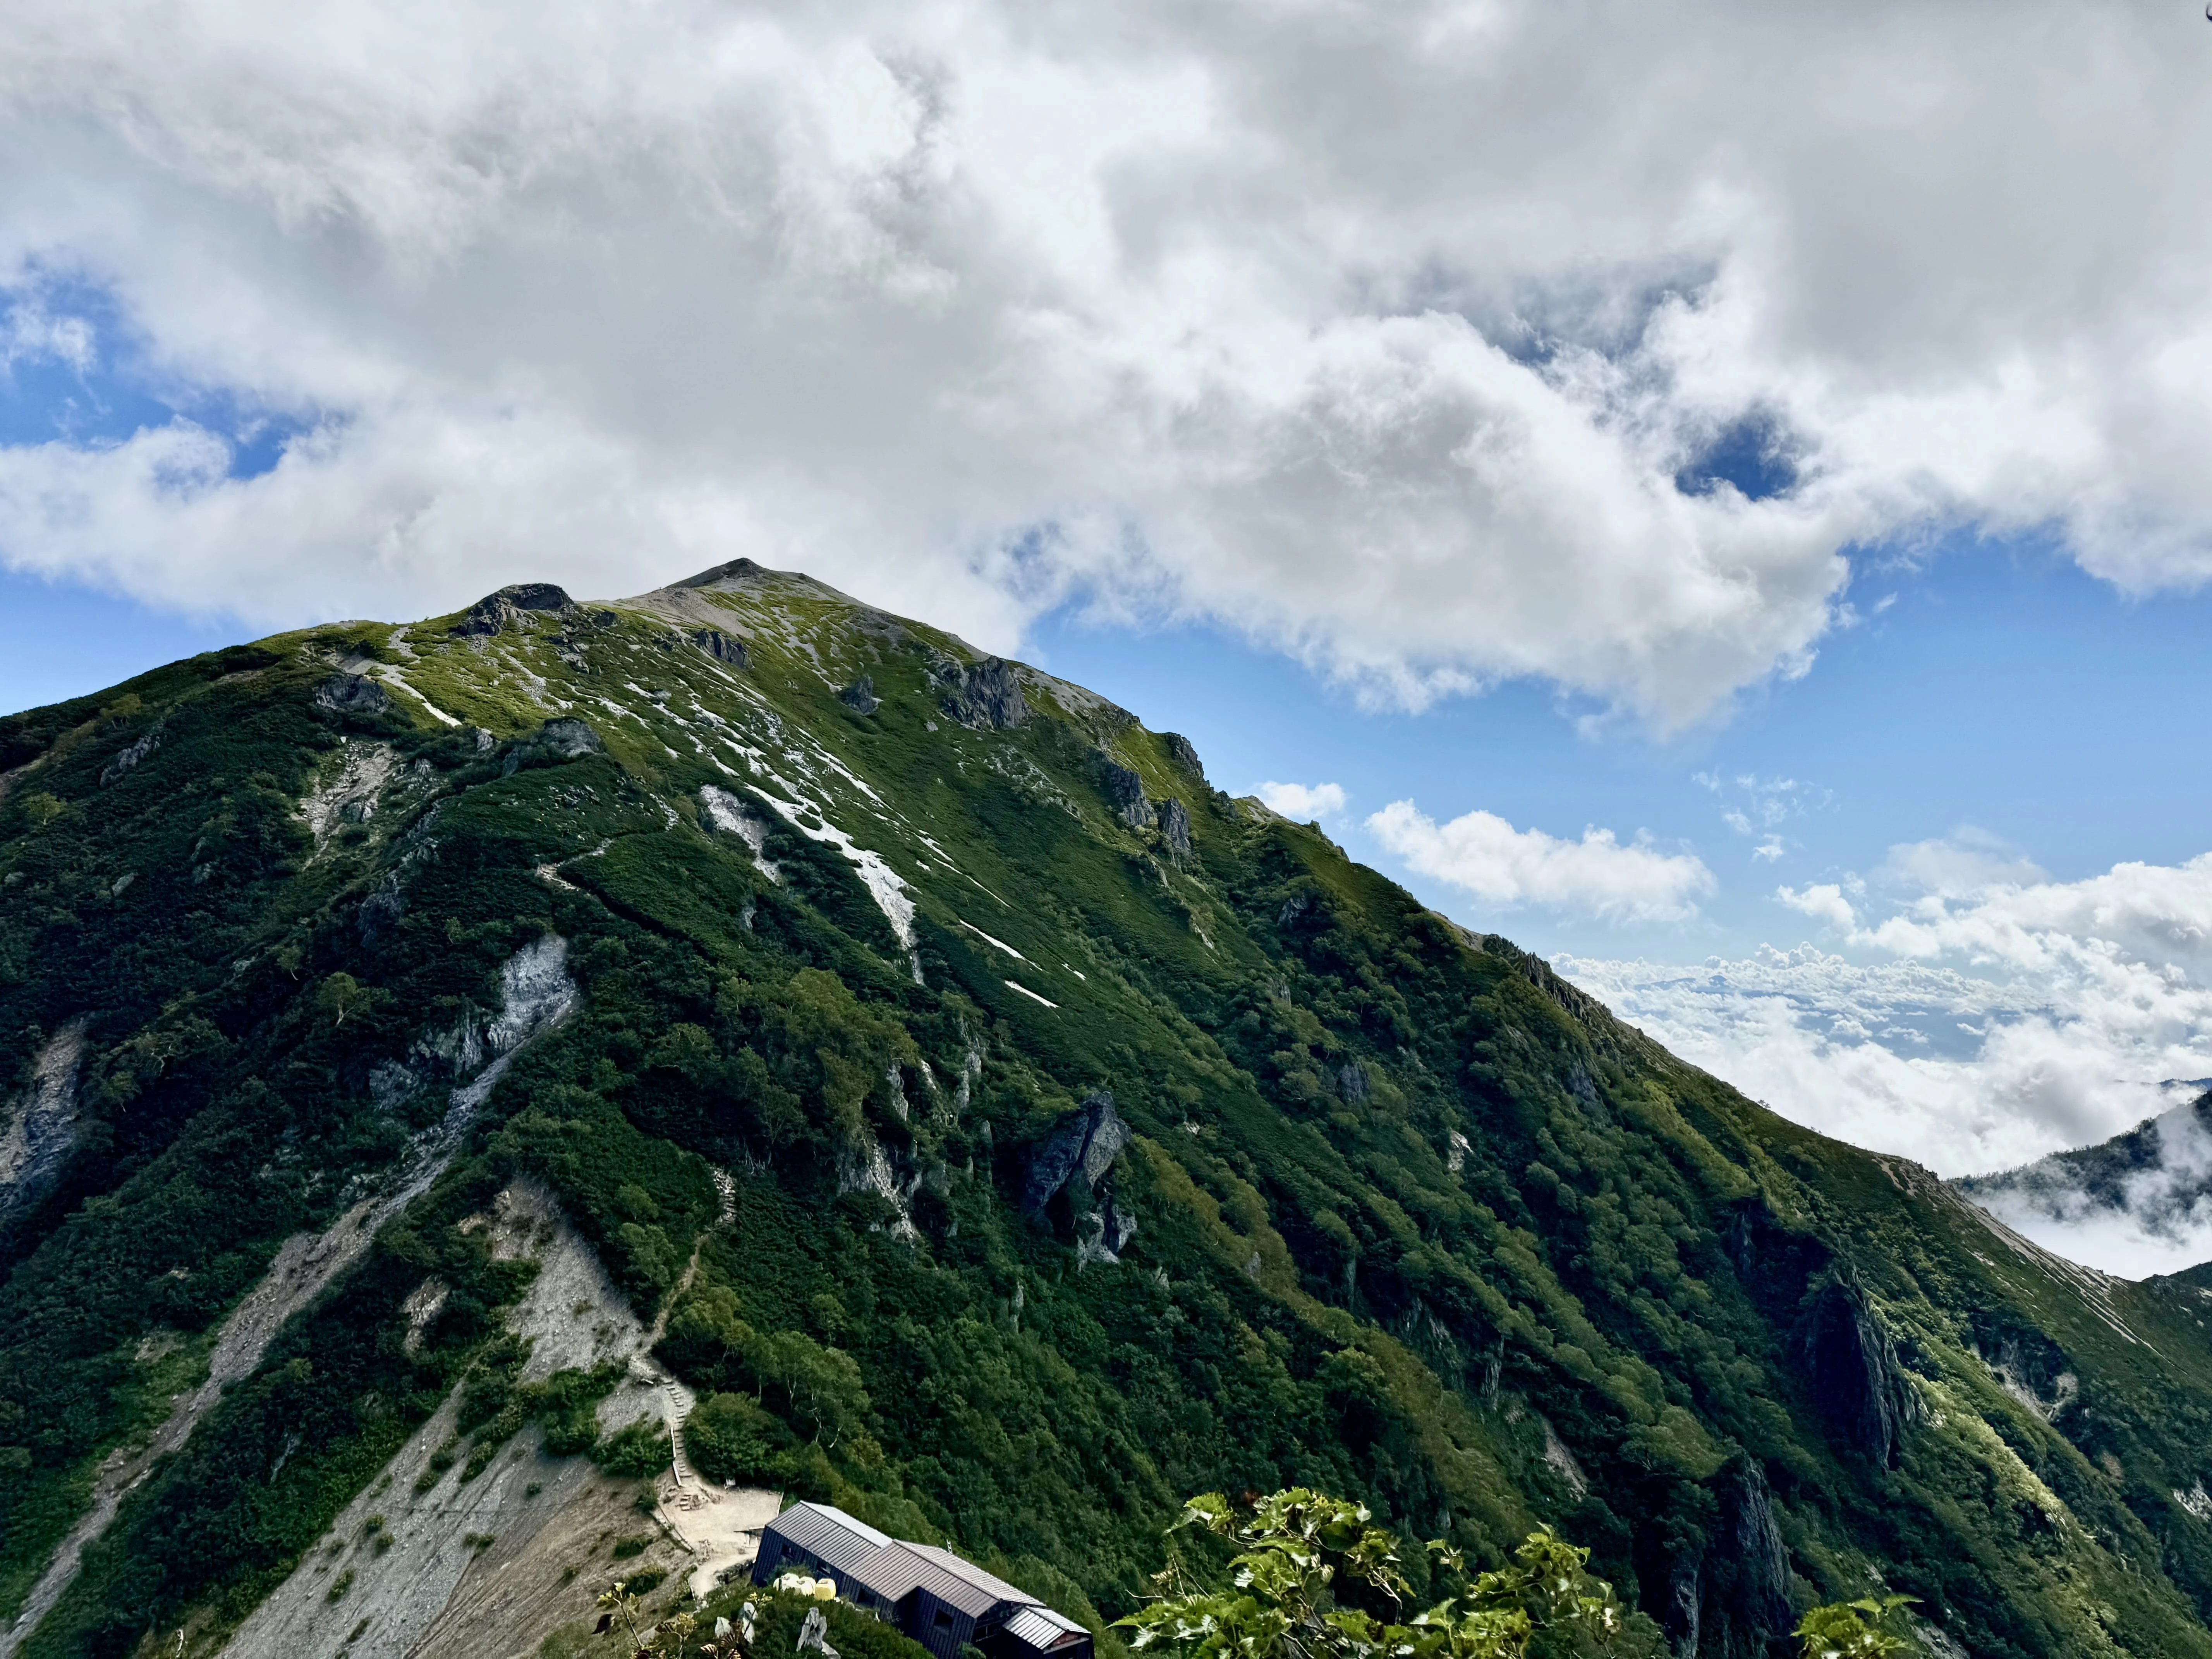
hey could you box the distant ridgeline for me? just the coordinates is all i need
[10,563,2212,1656]
[1955,1089,2212,1257]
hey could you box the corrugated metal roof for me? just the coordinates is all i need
[764,1503,896,1578]
[852,1542,1033,1618]
[1002,1606,1088,1651]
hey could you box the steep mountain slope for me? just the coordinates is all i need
[5,561,2212,1657]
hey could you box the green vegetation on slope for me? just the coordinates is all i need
[0,563,2209,1657]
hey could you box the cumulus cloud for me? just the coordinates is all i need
[1254,780,1348,820]
[1563,845,2212,1274]
[0,1,2208,719]
[1777,882,1857,933]
[1369,800,1714,923]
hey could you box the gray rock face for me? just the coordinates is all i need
[98,728,161,787]
[939,657,1028,730]
[1339,1063,1369,1104]
[313,673,392,717]
[839,675,879,716]
[1161,732,1205,779]
[1098,758,1154,829]
[1159,797,1192,857]
[452,583,575,636]
[1725,1461,1794,1646]
[0,1018,89,1228]
[505,717,602,769]
[1023,1090,1132,1219]
[1800,1276,1917,1467]
[691,629,749,666]
[1664,1556,1700,1659]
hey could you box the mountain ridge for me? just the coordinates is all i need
[2,564,2212,1656]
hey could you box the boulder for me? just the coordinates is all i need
[839,676,879,716]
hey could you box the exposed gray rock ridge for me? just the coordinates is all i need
[452,583,576,637]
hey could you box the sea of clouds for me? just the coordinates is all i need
[1558,839,2212,1277]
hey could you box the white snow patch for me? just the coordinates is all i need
[374,670,461,727]
[700,785,781,883]
[748,787,916,950]
[1004,981,1058,1009]
[960,921,1026,961]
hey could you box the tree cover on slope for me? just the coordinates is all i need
[0,574,2207,1656]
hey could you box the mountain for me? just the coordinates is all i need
[7,561,2212,1657]
[1955,1093,2212,1276]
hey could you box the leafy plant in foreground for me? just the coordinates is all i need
[1114,1488,1626,1659]
[1792,1595,1915,1659]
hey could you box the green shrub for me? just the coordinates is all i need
[684,1392,794,1487]
[595,1419,672,1479]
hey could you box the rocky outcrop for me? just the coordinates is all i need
[839,676,879,716]
[1799,1277,1917,1467]
[500,716,603,775]
[1159,798,1192,858]
[0,1018,89,1229]
[1098,758,1154,830]
[1161,732,1205,779]
[98,727,161,786]
[1716,1461,1794,1652]
[452,582,576,636]
[692,629,749,666]
[313,673,391,717]
[1664,1557,1700,1658]
[938,658,1028,730]
[675,557,769,588]
[1023,1091,1132,1221]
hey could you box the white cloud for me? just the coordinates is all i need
[0,2,2207,720]
[1564,845,2212,1275]
[1777,882,1856,933]
[1874,828,2045,898]
[1369,799,1714,924]
[1254,780,1347,820]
